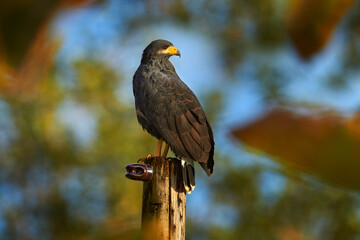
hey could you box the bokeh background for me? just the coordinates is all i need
[1,0,360,239]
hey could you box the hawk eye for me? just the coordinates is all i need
[162,45,168,49]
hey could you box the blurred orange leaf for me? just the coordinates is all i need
[286,0,354,59]
[0,0,99,98]
[278,226,305,240]
[232,108,360,191]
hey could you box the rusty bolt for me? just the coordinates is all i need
[125,163,153,181]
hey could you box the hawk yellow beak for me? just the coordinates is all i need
[158,46,181,57]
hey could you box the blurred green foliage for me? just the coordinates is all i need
[1,59,150,239]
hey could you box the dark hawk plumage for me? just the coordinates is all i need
[133,39,214,192]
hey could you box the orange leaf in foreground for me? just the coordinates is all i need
[232,109,360,191]
[0,0,98,98]
[286,0,354,59]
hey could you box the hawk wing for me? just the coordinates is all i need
[141,71,214,175]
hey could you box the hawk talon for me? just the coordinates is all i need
[138,154,157,163]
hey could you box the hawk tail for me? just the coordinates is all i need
[181,158,195,194]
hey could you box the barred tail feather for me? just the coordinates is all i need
[181,158,195,194]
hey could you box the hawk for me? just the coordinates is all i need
[133,39,214,193]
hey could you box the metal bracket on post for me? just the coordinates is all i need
[125,163,153,181]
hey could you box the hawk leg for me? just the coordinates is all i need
[162,143,170,158]
[156,138,163,156]
[138,138,163,162]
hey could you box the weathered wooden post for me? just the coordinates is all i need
[126,157,186,240]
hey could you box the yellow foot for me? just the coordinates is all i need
[137,154,156,163]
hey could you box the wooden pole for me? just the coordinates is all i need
[141,157,186,240]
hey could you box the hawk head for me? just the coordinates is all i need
[142,39,181,62]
